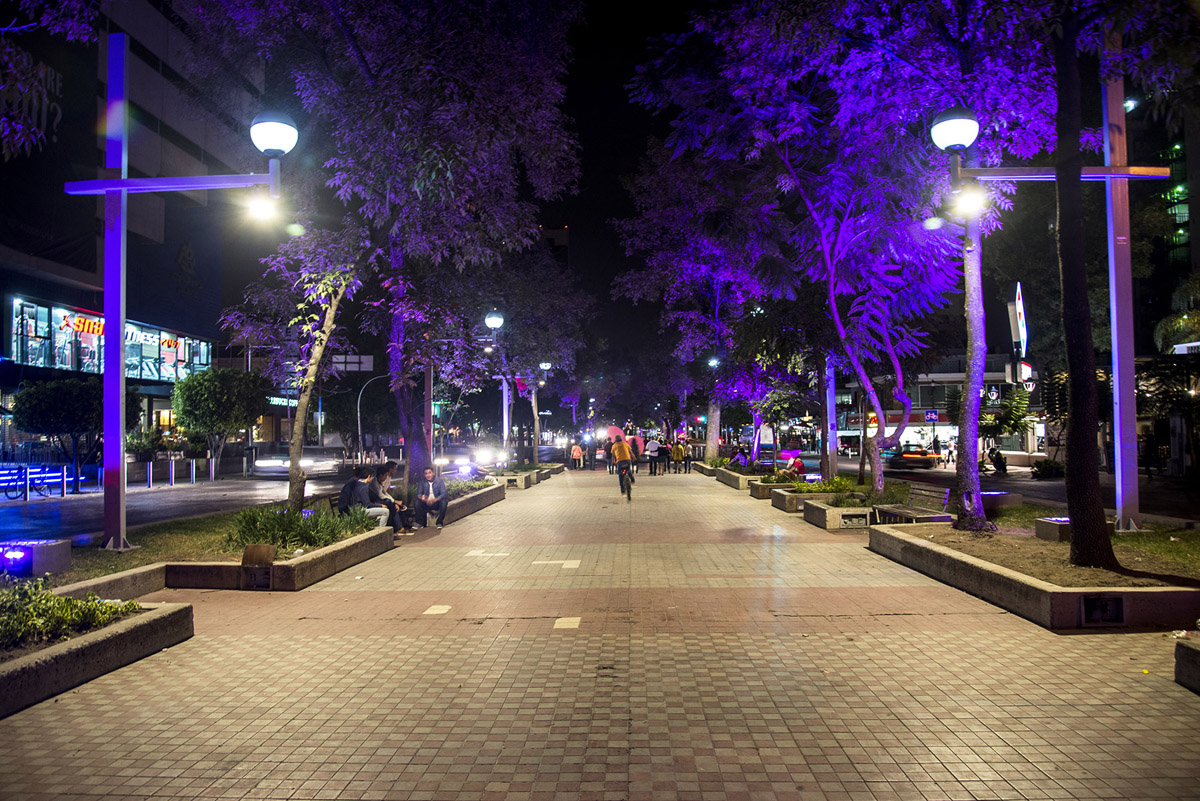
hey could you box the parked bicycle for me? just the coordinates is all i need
[2,465,51,500]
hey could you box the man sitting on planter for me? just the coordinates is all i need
[338,466,391,529]
[415,466,449,530]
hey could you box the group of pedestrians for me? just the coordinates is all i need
[336,461,449,533]
[639,437,691,476]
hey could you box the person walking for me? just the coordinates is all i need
[604,438,615,474]
[570,441,583,470]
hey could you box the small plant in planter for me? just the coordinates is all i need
[0,576,141,655]
[444,479,492,501]
[790,476,856,494]
[227,506,374,554]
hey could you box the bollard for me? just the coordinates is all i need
[208,458,216,482]
[168,460,175,486]
[147,462,153,489]
[189,459,196,483]
[60,466,66,497]
[22,466,29,501]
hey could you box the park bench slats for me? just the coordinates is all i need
[873,485,952,525]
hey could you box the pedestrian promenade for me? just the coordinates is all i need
[2,469,1198,800]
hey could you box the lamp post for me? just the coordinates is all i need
[484,309,509,452]
[65,33,297,551]
[930,87,1167,530]
[357,374,389,464]
[530,361,552,465]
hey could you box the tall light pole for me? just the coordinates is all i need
[484,309,508,452]
[931,87,1167,530]
[357,374,389,463]
[65,33,298,551]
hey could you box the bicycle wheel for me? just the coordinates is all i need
[29,465,50,496]
[3,468,23,499]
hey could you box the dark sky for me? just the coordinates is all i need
[541,1,697,352]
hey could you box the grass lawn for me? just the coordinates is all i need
[905,502,1200,587]
[51,511,243,588]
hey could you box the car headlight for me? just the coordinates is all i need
[474,449,493,464]
[254,458,284,467]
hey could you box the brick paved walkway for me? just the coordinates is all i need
[3,470,1199,800]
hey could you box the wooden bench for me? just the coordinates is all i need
[873,485,953,524]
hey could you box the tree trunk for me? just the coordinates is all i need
[857,397,868,486]
[531,389,541,465]
[209,433,228,479]
[955,171,989,530]
[705,398,721,463]
[287,282,349,511]
[866,435,882,492]
[1054,13,1119,568]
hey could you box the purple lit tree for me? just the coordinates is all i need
[629,19,962,493]
[194,0,580,507]
[615,143,768,462]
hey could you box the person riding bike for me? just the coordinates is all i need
[611,435,634,496]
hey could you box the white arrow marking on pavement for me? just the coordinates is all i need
[466,549,509,557]
[423,605,451,615]
[532,560,581,569]
[554,617,581,629]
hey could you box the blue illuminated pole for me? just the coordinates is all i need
[68,33,295,550]
[101,34,129,549]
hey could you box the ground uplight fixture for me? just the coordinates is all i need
[484,308,504,330]
[930,105,979,151]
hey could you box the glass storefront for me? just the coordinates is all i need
[10,298,210,382]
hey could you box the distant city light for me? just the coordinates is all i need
[707,357,720,368]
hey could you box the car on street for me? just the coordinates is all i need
[253,446,345,477]
[886,444,938,469]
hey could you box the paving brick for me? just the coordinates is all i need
[1,470,1198,800]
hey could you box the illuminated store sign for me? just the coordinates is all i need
[10,298,211,382]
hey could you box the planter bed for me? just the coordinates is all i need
[804,499,872,530]
[748,480,793,500]
[770,489,843,514]
[536,468,552,482]
[546,463,565,475]
[0,601,193,719]
[869,523,1200,630]
[715,467,759,491]
[54,527,393,598]
[443,482,505,525]
[692,462,718,477]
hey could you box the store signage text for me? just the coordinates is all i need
[58,314,180,349]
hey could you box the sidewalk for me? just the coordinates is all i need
[1,469,1198,800]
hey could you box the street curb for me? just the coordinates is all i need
[0,602,193,719]
[869,524,1200,630]
[714,467,752,491]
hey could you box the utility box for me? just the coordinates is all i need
[240,544,276,590]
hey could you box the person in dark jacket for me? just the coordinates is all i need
[370,463,413,532]
[338,466,390,528]
[415,466,449,529]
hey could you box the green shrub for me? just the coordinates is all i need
[827,493,870,507]
[757,472,795,484]
[1031,459,1065,480]
[445,479,492,501]
[227,506,373,552]
[705,457,729,467]
[0,576,140,652]
[791,476,857,493]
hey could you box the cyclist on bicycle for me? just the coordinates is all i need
[610,434,634,495]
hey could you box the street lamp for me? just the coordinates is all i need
[484,309,505,330]
[64,34,298,551]
[930,89,1169,530]
[707,357,720,368]
[357,374,390,464]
